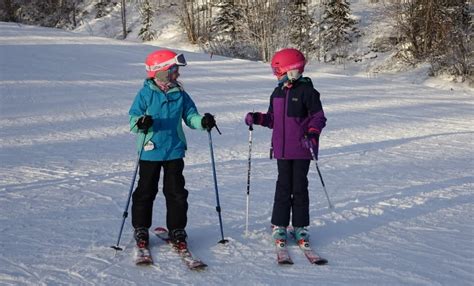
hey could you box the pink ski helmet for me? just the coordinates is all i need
[145,49,187,78]
[270,48,306,78]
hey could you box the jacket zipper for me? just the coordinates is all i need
[282,88,289,158]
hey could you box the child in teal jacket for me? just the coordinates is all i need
[129,49,216,249]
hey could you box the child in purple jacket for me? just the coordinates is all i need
[244,48,326,245]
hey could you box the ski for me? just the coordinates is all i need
[134,245,153,265]
[288,228,328,265]
[275,239,293,265]
[296,239,328,265]
[153,227,207,270]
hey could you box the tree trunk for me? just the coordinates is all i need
[121,0,127,39]
[72,0,77,28]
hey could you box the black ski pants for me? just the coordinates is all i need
[271,159,311,228]
[132,159,188,232]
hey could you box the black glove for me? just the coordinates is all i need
[201,113,216,131]
[136,115,153,131]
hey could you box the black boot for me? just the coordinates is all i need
[134,227,149,248]
[169,229,187,245]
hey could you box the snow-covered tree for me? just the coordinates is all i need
[209,1,250,58]
[429,0,472,79]
[179,0,212,45]
[210,1,242,45]
[95,0,110,19]
[244,0,291,61]
[138,0,156,42]
[206,0,314,61]
[320,0,359,62]
[3,0,76,29]
[287,0,317,57]
[392,0,472,79]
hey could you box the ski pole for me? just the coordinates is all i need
[111,127,148,251]
[245,125,253,236]
[207,127,228,244]
[308,142,334,210]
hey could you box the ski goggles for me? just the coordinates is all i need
[146,53,187,72]
[271,60,306,77]
[272,66,286,77]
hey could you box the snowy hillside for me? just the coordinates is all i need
[1,22,473,285]
[70,0,471,89]
[73,0,201,53]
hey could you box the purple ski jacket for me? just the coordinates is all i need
[259,77,326,160]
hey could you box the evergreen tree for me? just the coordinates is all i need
[138,0,156,42]
[320,0,359,62]
[287,1,317,57]
[3,0,16,22]
[209,0,248,58]
[95,0,110,19]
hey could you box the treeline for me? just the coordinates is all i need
[177,0,360,63]
[166,0,472,79]
[1,0,471,80]
[390,0,472,78]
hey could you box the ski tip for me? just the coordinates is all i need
[135,259,153,266]
[154,226,168,233]
[314,259,328,265]
[190,263,208,270]
[278,260,294,265]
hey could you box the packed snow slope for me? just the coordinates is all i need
[0,22,473,286]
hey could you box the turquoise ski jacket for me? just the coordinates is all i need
[129,79,204,161]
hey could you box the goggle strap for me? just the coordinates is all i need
[146,54,187,72]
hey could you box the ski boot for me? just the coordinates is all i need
[272,225,288,247]
[134,227,149,248]
[272,225,293,264]
[133,227,152,265]
[169,229,188,251]
[293,227,310,248]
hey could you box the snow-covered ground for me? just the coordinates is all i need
[74,1,201,53]
[1,22,473,285]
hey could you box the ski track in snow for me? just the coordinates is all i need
[0,23,473,285]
